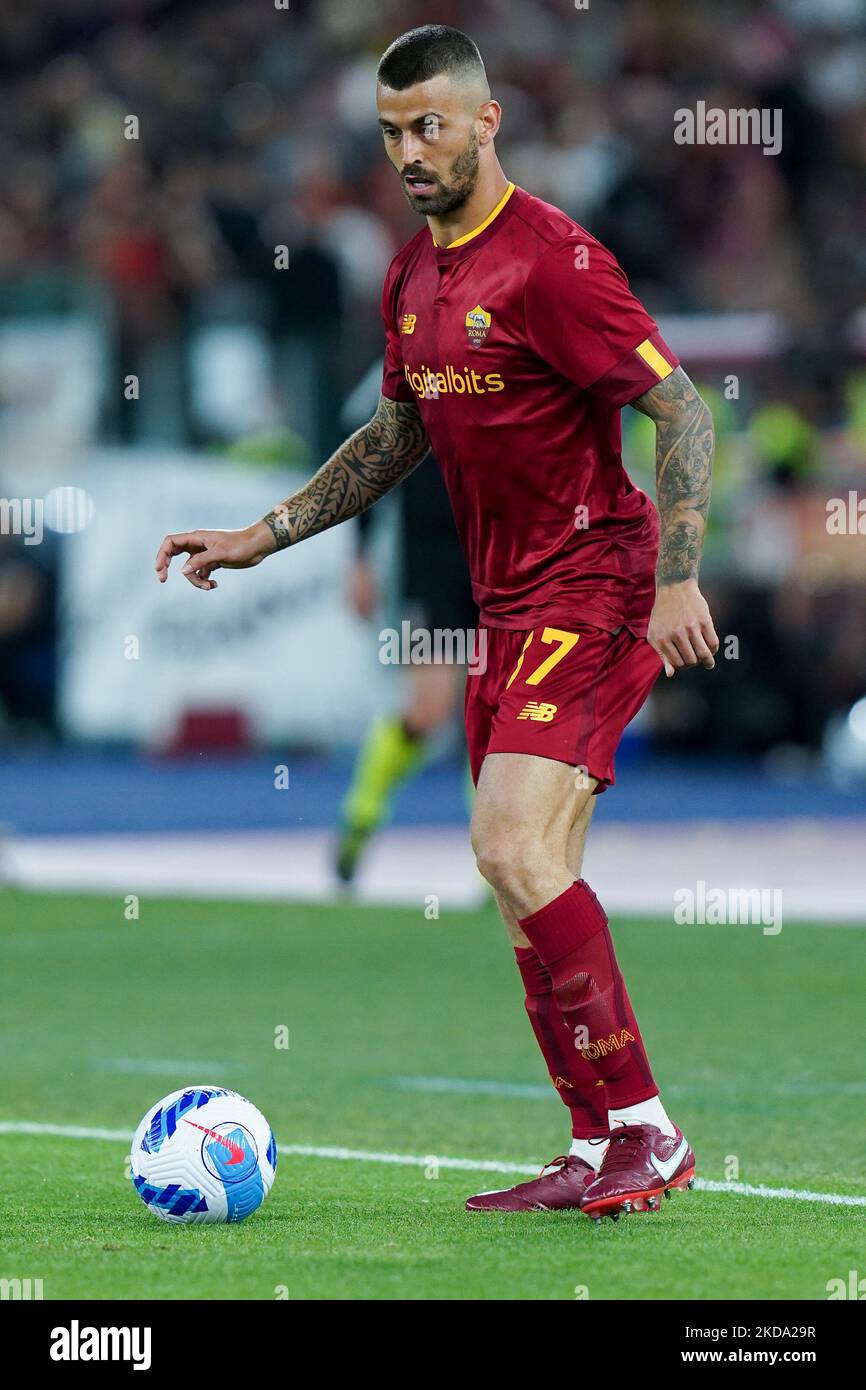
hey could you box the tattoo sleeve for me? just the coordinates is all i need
[631,366,714,585]
[262,394,429,549]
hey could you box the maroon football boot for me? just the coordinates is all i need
[465,1154,595,1212]
[581,1123,695,1221]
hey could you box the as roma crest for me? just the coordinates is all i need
[465,304,492,347]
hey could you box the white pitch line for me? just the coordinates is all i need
[0,1121,133,1142]
[695,1177,866,1207]
[388,1076,551,1099]
[1,1120,864,1209]
[91,1058,233,1077]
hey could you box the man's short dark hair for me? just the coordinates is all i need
[377,25,485,91]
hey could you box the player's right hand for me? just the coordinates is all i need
[154,522,276,590]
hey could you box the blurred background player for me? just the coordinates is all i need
[334,363,477,884]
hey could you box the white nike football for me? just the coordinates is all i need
[130,1086,277,1224]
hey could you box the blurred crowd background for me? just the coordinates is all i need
[1,0,865,774]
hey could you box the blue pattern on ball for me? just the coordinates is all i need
[133,1173,209,1217]
[146,1087,229,1153]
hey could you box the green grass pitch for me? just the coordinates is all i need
[1,889,864,1300]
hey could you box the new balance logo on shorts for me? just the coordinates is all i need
[517,701,557,722]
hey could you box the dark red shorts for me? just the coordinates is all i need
[464,622,662,791]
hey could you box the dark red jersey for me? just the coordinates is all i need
[380,183,679,635]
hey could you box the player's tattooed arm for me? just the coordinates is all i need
[631,366,713,585]
[154,396,429,590]
[263,395,429,550]
[630,366,719,677]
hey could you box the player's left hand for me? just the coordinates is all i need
[648,578,719,678]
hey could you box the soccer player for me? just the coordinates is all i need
[156,26,718,1220]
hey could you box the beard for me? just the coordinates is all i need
[401,130,480,216]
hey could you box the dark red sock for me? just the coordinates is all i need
[518,880,658,1111]
[514,946,608,1137]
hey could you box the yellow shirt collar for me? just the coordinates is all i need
[432,182,516,250]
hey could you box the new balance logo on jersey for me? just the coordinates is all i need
[517,701,557,722]
[401,313,416,334]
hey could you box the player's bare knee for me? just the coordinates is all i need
[472,826,546,900]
